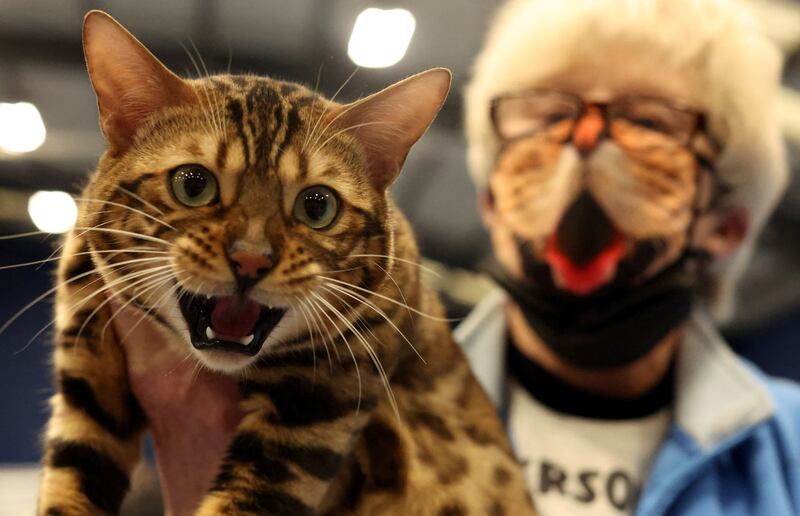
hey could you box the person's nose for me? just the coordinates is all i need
[572,105,606,155]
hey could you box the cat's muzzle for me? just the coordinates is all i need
[178,290,286,356]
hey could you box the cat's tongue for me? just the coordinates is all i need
[210,296,261,339]
[544,234,625,296]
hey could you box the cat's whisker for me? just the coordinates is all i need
[180,40,222,141]
[68,269,176,348]
[36,219,123,272]
[49,269,173,356]
[0,248,168,272]
[348,253,441,278]
[318,276,456,322]
[328,294,391,396]
[99,270,180,343]
[74,198,177,231]
[290,298,317,378]
[189,38,228,144]
[301,63,325,151]
[61,262,175,323]
[310,121,389,159]
[165,349,198,377]
[89,255,174,281]
[312,291,400,419]
[299,298,334,373]
[0,229,56,241]
[65,256,173,305]
[123,269,179,324]
[303,67,360,154]
[372,260,414,332]
[13,264,169,354]
[320,285,385,352]
[319,282,424,364]
[17,266,175,355]
[325,265,368,275]
[50,262,169,332]
[113,274,183,346]
[305,96,363,155]
[0,217,119,244]
[189,355,206,389]
[305,295,341,364]
[0,256,172,339]
[309,292,365,414]
[71,226,175,247]
[70,267,177,348]
[116,186,165,215]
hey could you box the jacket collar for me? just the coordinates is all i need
[455,289,775,450]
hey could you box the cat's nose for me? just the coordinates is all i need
[228,250,276,290]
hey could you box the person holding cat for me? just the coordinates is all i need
[458,0,800,514]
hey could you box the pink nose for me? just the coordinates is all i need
[229,251,274,279]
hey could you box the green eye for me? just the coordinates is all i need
[169,165,218,207]
[293,186,340,229]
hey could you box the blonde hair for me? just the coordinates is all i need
[465,0,789,320]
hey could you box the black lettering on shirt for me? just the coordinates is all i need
[574,471,598,503]
[606,470,636,511]
[540,460,567,494]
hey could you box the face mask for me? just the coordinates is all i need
[487,254,698,368]
[484,103,718,368]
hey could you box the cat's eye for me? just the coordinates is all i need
[293,186,340,229]
[169,165,219,207]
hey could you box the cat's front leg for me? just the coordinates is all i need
[38,265,147,515]
[195,369,378,516]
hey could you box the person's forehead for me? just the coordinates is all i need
[528,52,703,108]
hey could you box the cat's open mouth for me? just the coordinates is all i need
[178,291,286,356]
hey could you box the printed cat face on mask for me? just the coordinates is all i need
[484,66,725,297]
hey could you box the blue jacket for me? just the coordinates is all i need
[455,289,800,515]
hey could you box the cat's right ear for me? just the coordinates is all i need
[82,11,196,153]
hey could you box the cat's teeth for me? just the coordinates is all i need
[238,334,255,346]
[205,326,216,340]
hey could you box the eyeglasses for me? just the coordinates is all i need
[490,90,711,153]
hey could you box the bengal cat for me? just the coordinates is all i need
[36,11,535,516]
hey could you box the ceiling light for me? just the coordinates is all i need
[27,191,77,234]
[0,102,46,154]
[347,8,416,68]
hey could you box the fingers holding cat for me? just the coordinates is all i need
[111,302,243,516]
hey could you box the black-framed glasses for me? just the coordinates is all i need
[490,89,710,151]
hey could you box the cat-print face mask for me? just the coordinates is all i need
[487,89,720,297]
[485,88,723,368]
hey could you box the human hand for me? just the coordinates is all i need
[111,304,243,516]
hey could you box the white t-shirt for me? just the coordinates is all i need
[507,380,671,515]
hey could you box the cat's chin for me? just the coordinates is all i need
[191,349,260,374]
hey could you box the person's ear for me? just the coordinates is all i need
[478,188,496,228]
[83,10,197,153]
[693,207,748,257]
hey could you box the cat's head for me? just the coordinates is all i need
[79,11,450,373]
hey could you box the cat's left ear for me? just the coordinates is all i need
[82,10,196,153]
[325,68,451,191]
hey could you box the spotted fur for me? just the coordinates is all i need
[36,11,534,515]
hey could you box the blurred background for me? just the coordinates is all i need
[0,0,798,511]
